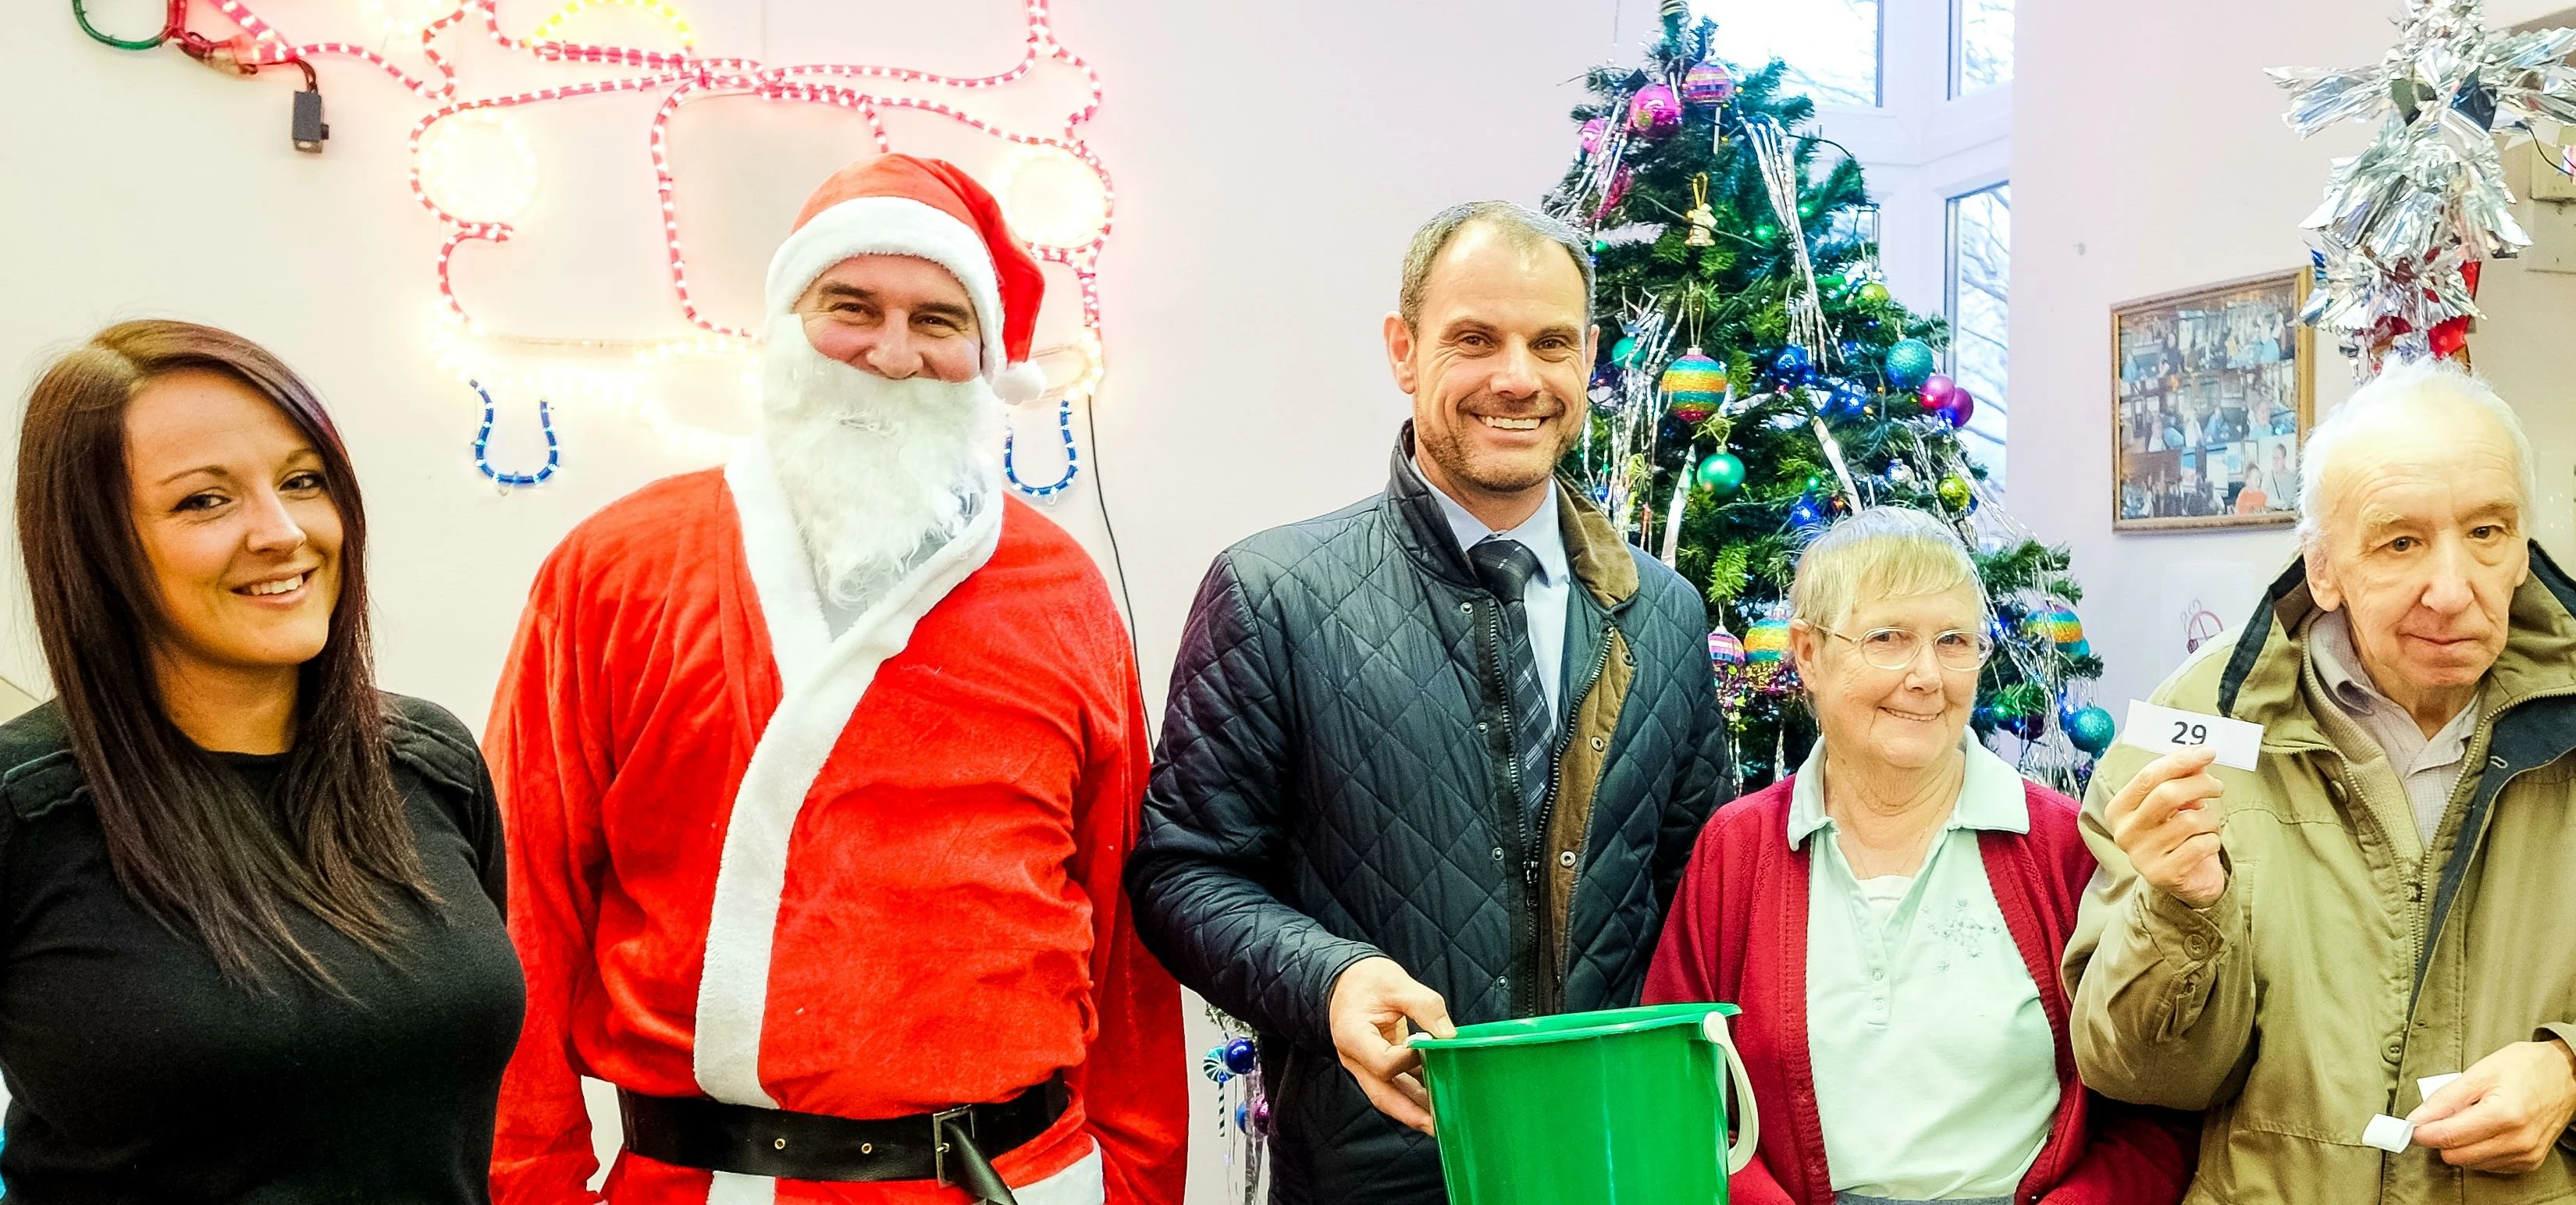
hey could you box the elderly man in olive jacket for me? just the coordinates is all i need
[1125,201,1730,1204]
[2066,359,2576,1204]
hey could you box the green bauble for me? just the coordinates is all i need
[1613,336,1639,368]
[1936,474,1973,510]
[1695,452,1747,496]
[1859,281,1891,304]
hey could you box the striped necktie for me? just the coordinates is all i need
[1468,537,1554,818]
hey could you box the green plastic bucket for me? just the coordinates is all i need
[1411,1003,1759,1205]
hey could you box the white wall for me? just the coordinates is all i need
[2013,0,2576,710]
[0,0,1652,1198]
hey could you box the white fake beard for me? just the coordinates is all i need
[760,316,1000,611]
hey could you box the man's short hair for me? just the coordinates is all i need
[1398,201,1595,330]
[2296,357,2535,549]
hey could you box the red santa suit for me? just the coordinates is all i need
[485,155,1186,1205]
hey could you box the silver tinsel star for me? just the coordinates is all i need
[2271,0,2576,368]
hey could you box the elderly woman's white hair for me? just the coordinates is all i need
[2296,357,2535,549]
[1789,506,1988,631]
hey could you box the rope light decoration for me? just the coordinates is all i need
[76,0,1114,498]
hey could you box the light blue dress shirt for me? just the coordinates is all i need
[1415,463,1572,718]
[1788,737,2060,1203]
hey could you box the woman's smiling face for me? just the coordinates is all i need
[125,368,343,686]
[1791,584,1987,772]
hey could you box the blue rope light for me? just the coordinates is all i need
[1003,396,1080,499]
[470,379,560,488]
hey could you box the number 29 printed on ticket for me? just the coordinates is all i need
[2120,700,2264,771]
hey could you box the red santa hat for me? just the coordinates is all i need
[763,153,1048,405]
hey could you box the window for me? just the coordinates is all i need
[1952,0,2012,95]
[1946,183,2009,485]
[1697,0,1884,108]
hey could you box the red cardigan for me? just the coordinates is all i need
[1643,775,2195,1205]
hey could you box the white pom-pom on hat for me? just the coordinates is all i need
[994,361,1048,407]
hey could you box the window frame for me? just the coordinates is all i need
[1695,0,1889,110]
[1943,180,2011,463]
[1948,0,2012,99]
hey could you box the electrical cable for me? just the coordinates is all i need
[72,0,183,51]
[1080,396,1140,641]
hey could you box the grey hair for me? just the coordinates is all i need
[1788,506,1989,632]
[1398,201,1596,329]
[2296,357,2535,550]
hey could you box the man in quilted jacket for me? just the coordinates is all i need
[1126,201,1733,1203]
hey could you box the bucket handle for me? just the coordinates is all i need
[1700,1011,1761,1176]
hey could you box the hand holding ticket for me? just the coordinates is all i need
[2104,702,2253,909]
[2120,701,2265,770]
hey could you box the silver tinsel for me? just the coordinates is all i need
[1745,116,1860,512]
[2272,0,2576,369]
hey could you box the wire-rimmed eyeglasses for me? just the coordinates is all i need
[1811,624,1994,672]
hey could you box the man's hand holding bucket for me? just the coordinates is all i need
[1330,957,1456,1135]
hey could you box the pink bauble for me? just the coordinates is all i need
[1681,60,1738,106]
[1579,116,1610,155]
[1600,165,1634,213]
[1708,631,1746,668]
[1935,388,1976,428]
[1918,373,1958,408]
[1628,84,1682,139]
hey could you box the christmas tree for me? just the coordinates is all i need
[1547,6,2109,792]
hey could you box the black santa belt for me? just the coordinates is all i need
[617,1074,1068,1204]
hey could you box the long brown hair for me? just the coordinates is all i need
[16,320,433,990]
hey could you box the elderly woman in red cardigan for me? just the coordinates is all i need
[1646,508,2194,1205]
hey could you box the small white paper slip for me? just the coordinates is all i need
[2362,1114,2417,1153]
[2418,1072,2463,1100]
[2122,700,2265,771]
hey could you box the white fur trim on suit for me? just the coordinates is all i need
[693,439,1002,1108]
[1012,1140,1106,1205]
[704,1171,775,1205]
[764,195,1009,382]
[694,1141,1101,1205]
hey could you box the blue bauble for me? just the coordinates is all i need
[1235,1102,1251,1132]
[1772,345,1813,379]
[1788,493,1827,531]
[1223,1036,1260,1074]
[1884,338,1936,390]
[1826,382,1870,419]
[2065,705,2118,755]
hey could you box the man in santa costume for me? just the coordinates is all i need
[485,154,1186,1205]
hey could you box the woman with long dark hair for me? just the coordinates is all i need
[0,320,525,1201]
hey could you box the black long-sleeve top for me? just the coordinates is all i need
[0,695,526,1203]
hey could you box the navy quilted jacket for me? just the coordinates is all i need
[1128,425,1731,1203]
